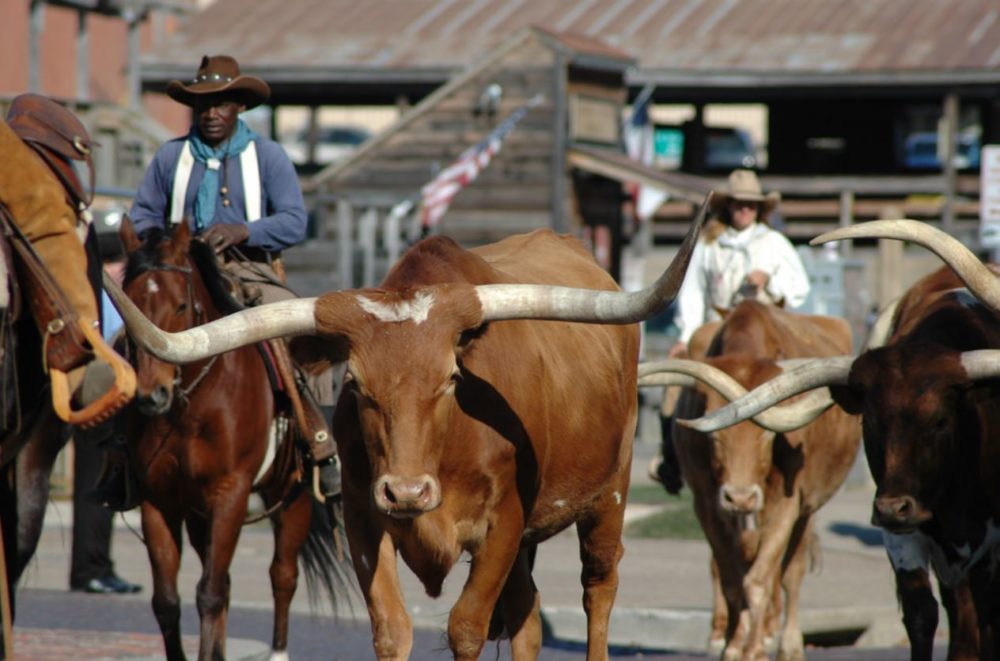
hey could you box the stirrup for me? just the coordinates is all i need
[50,321,135,428]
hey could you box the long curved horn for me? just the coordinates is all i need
[960,349,1000,381]
[639,359,838,433]
[104,273,317,364]
[681,356,854,433]
[638,373,697,389]
[812,219,1000,310]
[475,192,712,323]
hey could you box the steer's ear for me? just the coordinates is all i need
[290,335,349,376]
[829,385,864,415]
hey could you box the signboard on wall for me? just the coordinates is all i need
[979,145,1000,255]
[568,95,620,145]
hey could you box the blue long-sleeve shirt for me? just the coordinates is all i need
[129,133,307,252]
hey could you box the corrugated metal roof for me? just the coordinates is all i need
[143,0,1000,88]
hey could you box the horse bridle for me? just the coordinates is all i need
[131,262,217,407]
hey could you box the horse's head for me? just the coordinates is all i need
[120,219,211,416]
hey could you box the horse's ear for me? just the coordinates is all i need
[119,215,142,253]
[170,219,194,259]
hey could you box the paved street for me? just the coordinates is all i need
[11,438,940,659]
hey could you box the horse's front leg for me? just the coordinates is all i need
[186,478,251,661]
[268,489,313,655]
[13,406,65,581]
[142,501,186,661]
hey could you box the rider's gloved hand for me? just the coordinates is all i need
[200,223,249,254]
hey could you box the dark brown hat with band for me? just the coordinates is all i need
[166,55,270,110]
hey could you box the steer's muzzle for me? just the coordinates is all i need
[719,483,764,515]
[372,473,442,518]
[872,495,930,532]
[137,384,172,416]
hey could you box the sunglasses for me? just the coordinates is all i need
[729,200,758,210]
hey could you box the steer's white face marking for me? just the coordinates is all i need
[146,278,160,295]
[613,491,622,505]
[357,291,434,324]
[553,499,567,508]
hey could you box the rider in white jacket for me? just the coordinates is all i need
[673,205,811,348]
[652,169,811,491]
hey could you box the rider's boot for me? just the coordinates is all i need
[648,414,684,495]
[85,412,140,512]
[267,338,340,501]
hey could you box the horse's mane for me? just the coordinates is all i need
[124,227,244,316]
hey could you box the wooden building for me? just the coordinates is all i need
[301,27,685,288]
[138,0,1000,247]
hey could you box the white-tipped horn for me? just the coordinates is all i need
[681,356,855,433]
[812,219,1000,311]
[104,273,318,364]
[638,359,839,433]
[475,193,712,323]
[960,349,1000,381]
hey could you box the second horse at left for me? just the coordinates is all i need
[116,218,349,661]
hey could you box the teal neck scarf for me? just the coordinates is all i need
[188,119,256,230]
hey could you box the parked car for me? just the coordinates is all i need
[704,126,757,170]
[283,125,372,166]
[903,131,981,170]
[653,124,757,172]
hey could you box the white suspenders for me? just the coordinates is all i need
[170,140,262,224]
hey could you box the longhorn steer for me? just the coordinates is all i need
[686,219,1000,660]
[105,205,707,660]
[640,300,861,661]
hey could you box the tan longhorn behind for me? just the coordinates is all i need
[641,301,861,661]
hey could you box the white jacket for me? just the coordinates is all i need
[674,222,811,343]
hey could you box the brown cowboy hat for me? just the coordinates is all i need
[166,55,270,110]
[709,169,780,216]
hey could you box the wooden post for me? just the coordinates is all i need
[385,206,401,267]
[359,208,378,287]
[29,0,43,93]
[941,92,959,236]
[77,10,89,101]
[838,189,854,257]
[307,106,319,165]
[337,199,353,289]
[550,53,568,233]
[878,238,904,306]
[126,10,141,109]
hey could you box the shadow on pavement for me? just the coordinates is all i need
[827,522,885,548]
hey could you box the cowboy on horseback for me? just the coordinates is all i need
[112,54,340,503]
[0,94,135,428]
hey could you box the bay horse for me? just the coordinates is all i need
[117,218,348,661]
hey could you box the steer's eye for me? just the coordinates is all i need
[176,302,188,315]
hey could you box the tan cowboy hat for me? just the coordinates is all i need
[710,169,780,215]
[166,55,270,110]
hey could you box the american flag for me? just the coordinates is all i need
[420,94,544,230]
